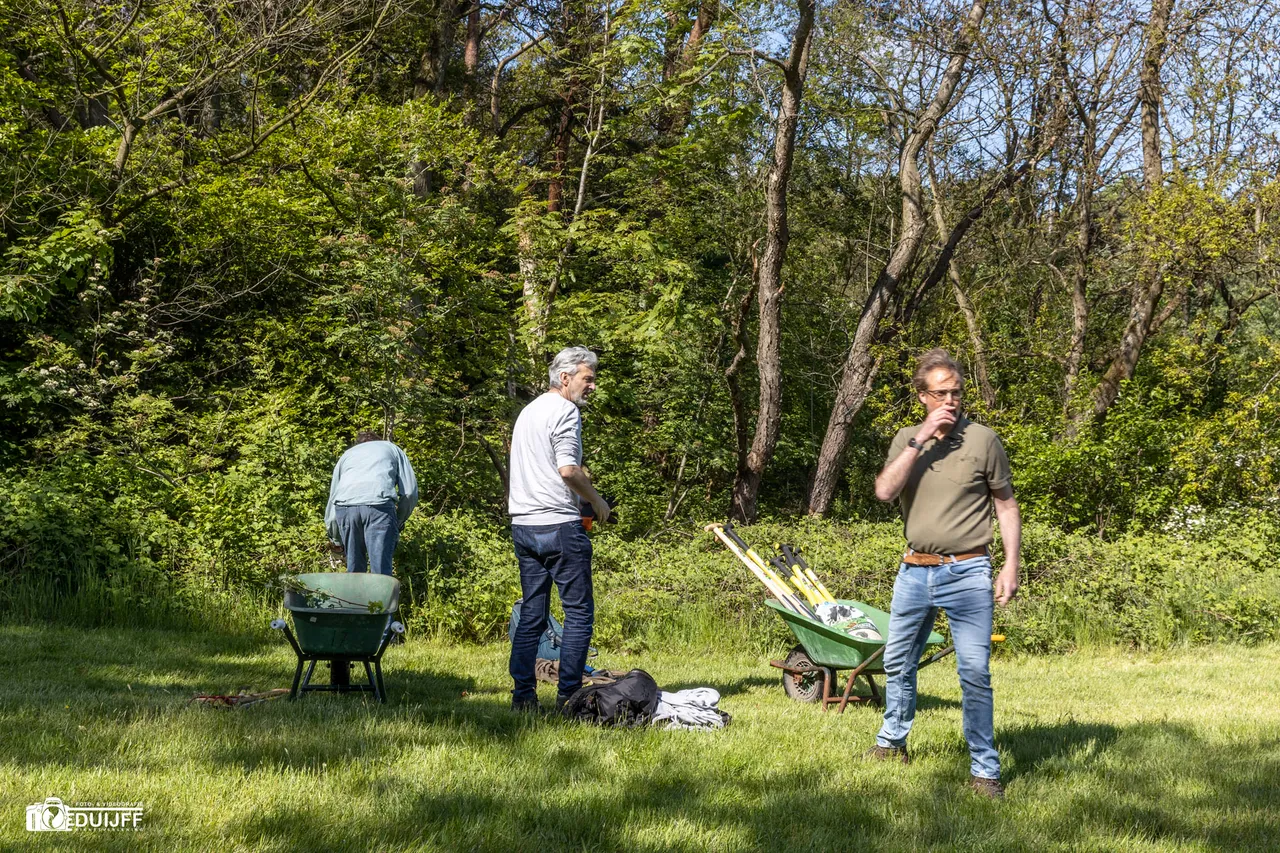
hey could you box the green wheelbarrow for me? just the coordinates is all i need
[767,599,957,714]
[271,572,405,703]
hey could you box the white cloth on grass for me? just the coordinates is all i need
[653,688,729,730]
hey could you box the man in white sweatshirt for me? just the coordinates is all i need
[508,347,611,712]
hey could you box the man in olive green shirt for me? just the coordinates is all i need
[864,349,1021,800]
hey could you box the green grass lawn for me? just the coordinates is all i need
[2,625,1278,851]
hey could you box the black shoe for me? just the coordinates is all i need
[511,697,542,713]
[555,693,573,714]
[969,775,1005,799]
[863,745,910,765]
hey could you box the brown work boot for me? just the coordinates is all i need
[863,745,910,765]
[534,658,560,684]
[969,775,1005,799]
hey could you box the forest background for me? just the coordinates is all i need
[2,0,1279,653]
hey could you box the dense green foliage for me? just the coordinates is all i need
[2,0,1277,643]
[7,505,1279,655]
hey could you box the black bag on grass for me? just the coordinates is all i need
[561,669,658,727]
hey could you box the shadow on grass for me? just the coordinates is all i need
[1002,717,1123,780]
[661,674,776,697]
[232,716,1280,851]
[6,626,1278,850]
[995,718,1280,849]
[241,761,894,851]
[232,719,1280,851]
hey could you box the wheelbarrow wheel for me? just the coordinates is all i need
[781,646,825,703]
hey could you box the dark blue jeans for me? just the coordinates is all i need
[335,503,399,575]
[509,520,594,703]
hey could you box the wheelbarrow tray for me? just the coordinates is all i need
[275,573,403,703]
[284,573,400,657]
[766,599,944,670]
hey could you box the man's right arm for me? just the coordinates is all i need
[874,407,956,501]
[324,462,342,543]
[874,443,920,502]
[559,465,610,523]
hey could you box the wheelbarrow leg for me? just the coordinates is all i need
[290,658,305,700]
[361,661,379,702]
[836,646,885,714]
[374,660,387,704]
[864,673,881,705]
[820,667,835,712]
[300,659,318,695]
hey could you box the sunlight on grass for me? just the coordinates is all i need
[1,626,1278,850]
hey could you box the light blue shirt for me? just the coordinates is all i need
[325,441,418,542]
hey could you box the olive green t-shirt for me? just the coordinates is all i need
[887,416,1012,554]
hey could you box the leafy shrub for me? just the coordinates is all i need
[4,453,1277,658]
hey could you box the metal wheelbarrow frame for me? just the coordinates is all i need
[271,573,405,703]
[767,599,956,713]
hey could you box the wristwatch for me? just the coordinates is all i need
[907,437,926,452]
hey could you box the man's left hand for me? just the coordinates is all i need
[994,565,1019,606]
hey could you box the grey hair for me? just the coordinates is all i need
[548,346,599,388]
[912,348,965,392]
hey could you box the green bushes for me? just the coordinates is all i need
[386,514,1280,655]
[1010,512,1280,652]
[394,512,519,642]
[3,453,1277,657]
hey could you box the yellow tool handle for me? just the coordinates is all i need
[706,524,807,615]
[742,546,797,598]
[789,570,822,607]
[806,569,835,603]
[762,564,798,598]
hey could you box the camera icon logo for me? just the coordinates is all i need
[26,797,71,832]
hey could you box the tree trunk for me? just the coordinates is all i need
[463,2,481,99]
[1085,0,1173,421]
[952,280,996,408]
[926,149,993,409]
[546,98,575,214]
[927,179,996,408]
[807,0,989,516]
[729,0,815,523]
[725,273,757,492]
[1062,150,1094,405]
[657,0,720,136]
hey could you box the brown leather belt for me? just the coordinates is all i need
[901,548,988,566]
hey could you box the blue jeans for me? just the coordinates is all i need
[509,521,594,703]
[335,503,399,575]
[876,556,999,779]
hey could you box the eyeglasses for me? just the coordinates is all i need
[923,388,964,401]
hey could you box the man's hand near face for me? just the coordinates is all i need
[915,405,958,443]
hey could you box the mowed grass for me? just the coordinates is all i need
[1,625,1278,852]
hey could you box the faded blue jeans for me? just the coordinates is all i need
[335,502,399,575]
[509,520,594,704]
[875,556,999,779]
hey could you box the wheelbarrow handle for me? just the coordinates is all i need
[271,619,304,657]
[918,634,1004,669]
[917,646,955,668]
[373,621,405,659]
